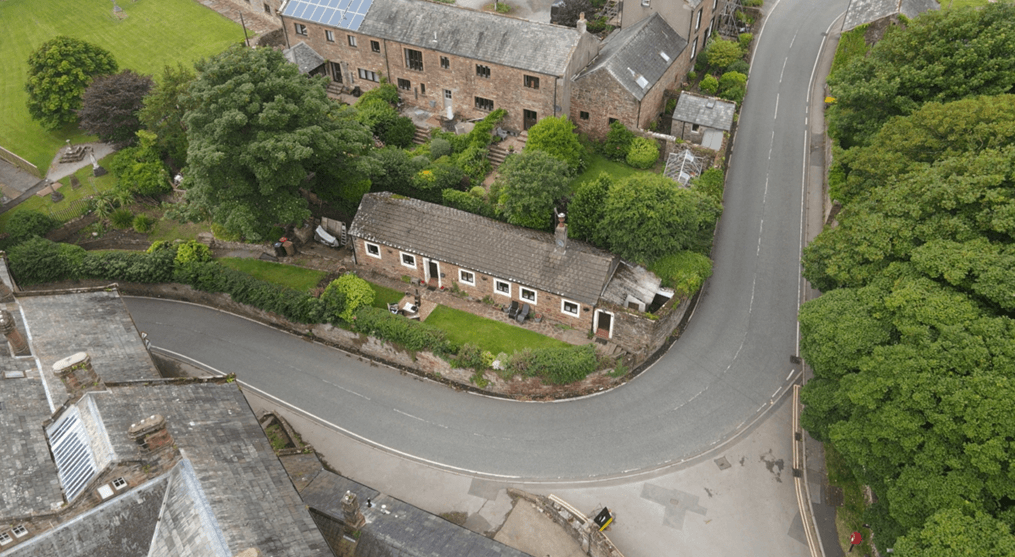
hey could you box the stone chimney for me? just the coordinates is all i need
[0,280,14,303]
[54,352,103,395]
[577,12,587,35]
[0,309,29,355]
[341,490,366,531]
[554,213,568,253]
[129,414,173,453]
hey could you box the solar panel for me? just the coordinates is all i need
[282,0,375,31]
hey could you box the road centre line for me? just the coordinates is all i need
[774,93,780,119]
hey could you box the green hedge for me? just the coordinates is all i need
[351,305,457,355]
[507,344,598,385]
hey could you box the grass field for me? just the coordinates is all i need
[368,282,406,309]
[0,154,117,228]
[0,0,242,172]
[218,258,329,292]
[425,305,567,355]
[569,154,650,192]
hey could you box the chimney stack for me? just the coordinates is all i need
[129,414,173,453]
[54,352,103,395]
[554,213,568,253]
[1,309,29,355]
[577,12,587,35]
[341,490,366,531]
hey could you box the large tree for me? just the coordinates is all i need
[183,46,373,240]
[78,70,154,147]
[495,150,570,230]
[523,115,585,174]
[601,174,720,264]
[139,64,196,168]
[828,3,1015,147]
[25,36,118,130]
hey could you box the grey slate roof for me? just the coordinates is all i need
[349,193,619,306]
[843,0,939,31]
[303,471,531,557]
[284,41,326,74]
[576,13,687,101]
[314,0,582,76]
[672,92,735,131]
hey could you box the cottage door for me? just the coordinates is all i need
[428,261,440,288]
[329,62,342,83]
[595,310,612,339]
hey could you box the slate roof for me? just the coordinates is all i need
[284,41,326,74]
[349,193,619,306]
[302,471,531,557]
[576,13,687,101]
[289,0,583,76]
[843,0,939,31]
[672,92,735,131]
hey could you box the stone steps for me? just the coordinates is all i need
[413,125,430,145]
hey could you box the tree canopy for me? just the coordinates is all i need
[183,46,373,240]
[78,70,154,147]
[495,150,570,230]
[523,116,585,174]
[139,64,196,168]
[827,3,1015,148]
[25,36,118,130]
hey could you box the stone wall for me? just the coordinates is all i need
[608,295,691,361]
[508,490,625,557]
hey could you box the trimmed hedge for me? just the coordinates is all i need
[351,305,457,355]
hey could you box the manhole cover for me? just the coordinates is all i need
[714,456,731,471]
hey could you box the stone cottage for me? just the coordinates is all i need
[671,91,735,149]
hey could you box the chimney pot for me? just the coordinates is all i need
[0,309,29,355]
[341,490,366,530]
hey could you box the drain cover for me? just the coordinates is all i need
[714,456,731,471]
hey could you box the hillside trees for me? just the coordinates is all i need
[183,46,373,240]
[25,36,118,130]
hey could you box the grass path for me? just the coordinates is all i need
[0,0,242,171]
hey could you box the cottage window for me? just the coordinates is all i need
[520,287,537,304]
[494,279,511,296]
[11,526,27,538]
[690,37,698,60]
[524,75,540,89]
[400,252,417,268]
[475,96,494,111]
[371,40,381,53]
[459,270,475,286]
[405,49,424,71]
[444,89,452,99]
[0,532,10,545]
[358,68,379,82]
[692,123,700,132]
[295,23,308,36]
[580,111,589,120]
[397,78,411,91]
[420,83,426,94]
[264,3,272,14]
[712,0,718,9]
[325,30,335,42]
[608,117,618,125]
[440,56,450,69]
[476,64,491,78]
[561,299,580,317]
[696,9,703,30]
[365,242,381,259]
[348,35,357,47]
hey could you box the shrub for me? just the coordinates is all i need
[704,38,744,71]
[413,162,468,198]
[508,344,598,384]
[1,210,60,249]
[625,137,659,169]
[455,343,486,370]
[429,137,452,159]
[468,186,487,199]
[111,208,135,229]
[110,130,171,196]
[355,82,400,106]
[738,33,754,51]
[727,60,750,75]
[174,240,211,265]
[524,115,585,174]
[569,173,611,247]
[78,249,177,283]
[700,74,719,95]
[8,237,85,285]
[687,71,697,82]
[649,251,714,298]
[443,188,496,218]
[665,97,678,114]
[718,71,748,103]
[133,214,155,233]
[382,115,417,148]
[828,162,847,201]
[329,274,375,322]
[351,305,457,355]
[452,145,491,184]
[691,167,725,204]
[603,121,635,161]
[172,261,324,323]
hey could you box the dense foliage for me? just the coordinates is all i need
[183,46,373,240]
[568,173,611,247]
[0,211,61,250]
[25,36,118,130]
[625,137,659,169]
[523,116,585,174]
[77,70,153,147]
[139,64,196,168]
[495,150,571,230]
[109,130,171,196]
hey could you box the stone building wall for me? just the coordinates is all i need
[607,295,691,360]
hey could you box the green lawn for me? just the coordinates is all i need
[0,154,118,228]
[941,0,991,9]
[425,305,567,355]
[218,258,329,292]
[368,282,406,309]
[0,0,242,171]
[570,154,650,191]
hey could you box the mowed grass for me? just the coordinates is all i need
[0,0,242,171]
[218,258,329,292]
[425,305,567,355]
[569,153,650,192]
[0,154,117,228]
[368,282,406,309]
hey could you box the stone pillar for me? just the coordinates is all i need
[53,352,101,394]
[129,414,173,453]
[341,491,365,531]
[0,309,28,355]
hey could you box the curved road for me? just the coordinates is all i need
[127,0,846,481]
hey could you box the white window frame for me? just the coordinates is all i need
[364,241,381,259]
[713,0,718,10]
[11,526,27,538]
[400,252,417,269]
[348,35,357,47]
[0,532,10,546]
[325,30,335,42]
[561,299,580,317]
[696,9,703,31]
[594,309,614,339]
[494,279,511,297]
[520,287,537,305]
[295,23,307,36]
[459,269,475,286]
[358,68,378,82]
[690,38,698,61]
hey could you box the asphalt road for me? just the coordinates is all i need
[126,0,847,481]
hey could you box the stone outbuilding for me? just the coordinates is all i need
[671,92,735,150]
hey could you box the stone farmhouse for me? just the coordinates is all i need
[349,193,682,355]
[276,0,728,137]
